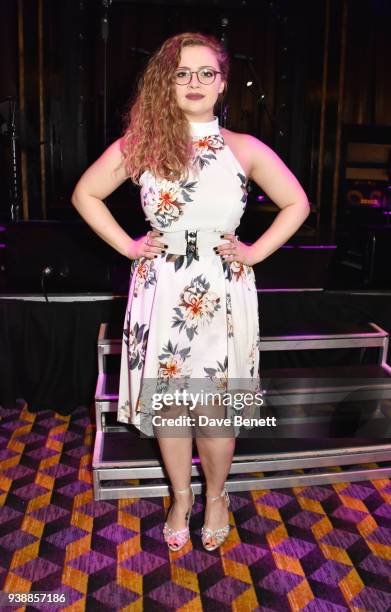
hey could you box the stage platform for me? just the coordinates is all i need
[92,320,391,500]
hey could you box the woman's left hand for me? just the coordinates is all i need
[214,233,257,266]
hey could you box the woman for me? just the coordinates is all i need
[71,32,309,552]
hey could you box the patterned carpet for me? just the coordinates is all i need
[1,403,391,611]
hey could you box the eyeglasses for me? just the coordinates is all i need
[174,67,221,85]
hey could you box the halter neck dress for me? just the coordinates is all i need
[117,117,261,436]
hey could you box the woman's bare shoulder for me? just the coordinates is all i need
[221,127,269,152]
[220,126,247,144]
[220,128,271,177]
[221,129,308,205]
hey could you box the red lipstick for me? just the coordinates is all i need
[185,94,205,100]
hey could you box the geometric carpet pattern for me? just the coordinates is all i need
[1,404,391,611]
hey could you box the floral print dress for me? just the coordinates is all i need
[117,117,261,436]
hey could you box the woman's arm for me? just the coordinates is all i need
[244,135,310,265]
[71,138,136,259]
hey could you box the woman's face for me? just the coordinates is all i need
[174,45,225,122]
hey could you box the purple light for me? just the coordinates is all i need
[259,288,323,292]
[0,244,5,248]
[261,332,380,340]
[383,211,391,215]
[0,226,6,232]
[281,244,337,249]
[297,245,337,249]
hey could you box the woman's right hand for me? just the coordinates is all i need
[129,229,168,260]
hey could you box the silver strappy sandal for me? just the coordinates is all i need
[163,486,195,551]
[201,488,231,551]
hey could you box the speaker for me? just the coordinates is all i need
[346,180,389,208]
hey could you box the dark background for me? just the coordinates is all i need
[1,0,391,245]
[1,0,391,421]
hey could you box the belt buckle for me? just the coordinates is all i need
[185,230,198,258]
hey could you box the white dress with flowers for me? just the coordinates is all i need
[117,117,261,436]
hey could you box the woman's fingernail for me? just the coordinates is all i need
[220,234,224,238]
[164,244,168,248]
[159,232,163,236]
[161,250,166,255]
[154,255,158,258]
[213,247,217,251]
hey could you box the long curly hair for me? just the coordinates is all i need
[121,32,229,183]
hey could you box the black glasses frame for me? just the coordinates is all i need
[174,68,222,85]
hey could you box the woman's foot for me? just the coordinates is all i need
[201,489,230,551]
[163,487,194,551]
